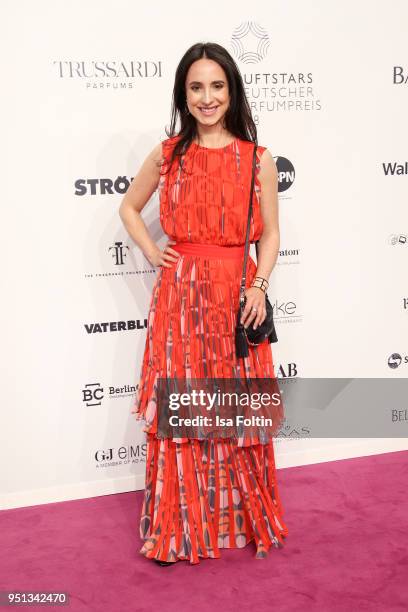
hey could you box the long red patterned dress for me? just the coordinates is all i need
[132,134,288,564]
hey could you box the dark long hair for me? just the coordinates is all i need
[162,42,258,173]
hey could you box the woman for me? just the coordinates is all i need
[119,41,288,566]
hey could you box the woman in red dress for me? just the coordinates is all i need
[119,42,288,565]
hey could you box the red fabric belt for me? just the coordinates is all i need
[172,241,245,259]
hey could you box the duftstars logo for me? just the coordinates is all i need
[231,22,270,64]
[230,21,322,115]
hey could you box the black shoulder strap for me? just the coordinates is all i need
[239,144,258,304]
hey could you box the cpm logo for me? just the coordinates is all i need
[275,157,295,192]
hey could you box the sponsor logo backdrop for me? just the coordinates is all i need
[2,0,407,509]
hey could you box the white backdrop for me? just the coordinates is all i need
[2,0,407,510]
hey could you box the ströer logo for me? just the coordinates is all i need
[75,176,131,196]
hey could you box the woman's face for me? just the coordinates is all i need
[185,58,230,128]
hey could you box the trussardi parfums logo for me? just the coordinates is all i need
[53,60,162,89]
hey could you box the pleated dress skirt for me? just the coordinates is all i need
[132,240,289,564]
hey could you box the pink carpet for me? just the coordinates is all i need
[1,450,407,612]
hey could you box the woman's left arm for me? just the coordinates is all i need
[254,148,280,281]
[240,148,280,330]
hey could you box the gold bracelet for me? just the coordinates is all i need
[254,276,269,286]
[251,277,269,292]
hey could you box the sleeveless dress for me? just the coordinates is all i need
[132,135,289,564]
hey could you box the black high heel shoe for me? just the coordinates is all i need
[154,559,173,566]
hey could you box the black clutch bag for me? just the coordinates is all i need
[235,143,278,358]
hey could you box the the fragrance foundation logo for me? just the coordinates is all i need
[53,60,163,89]
[382,161,408,176]
[82,382,137,407]
[108,242,129,266]
[230,21,322,117]
[392,66,408,85]
[84,240,158,278]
